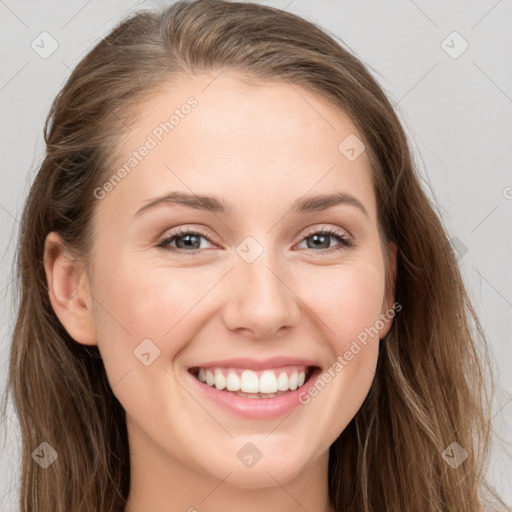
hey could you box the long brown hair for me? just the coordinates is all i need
[1,1,506,510]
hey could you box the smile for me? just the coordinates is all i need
[189,365,314,397]
[187,362,322,419]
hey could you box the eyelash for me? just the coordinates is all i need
[157,226,354,255]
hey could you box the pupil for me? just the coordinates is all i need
[309,234,329,249]
[178,234,199,249]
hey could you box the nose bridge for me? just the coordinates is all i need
[223,235,300,336]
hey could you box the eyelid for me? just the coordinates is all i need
[300,223,352,241]
[157,224,218,245]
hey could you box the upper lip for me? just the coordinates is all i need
[188,356,321,371]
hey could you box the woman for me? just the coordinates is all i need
[2,0,507,510]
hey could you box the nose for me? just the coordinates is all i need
[222,250,301,339]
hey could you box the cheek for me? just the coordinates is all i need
[88,260,200,424]
[287,262,385,447]
[89,258,212,369]
[303,260,386,349]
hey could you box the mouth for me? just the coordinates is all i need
[187,365,320,399]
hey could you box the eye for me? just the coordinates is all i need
[295,227,354,255]
[157,226,354,255]
[157,227,215,253]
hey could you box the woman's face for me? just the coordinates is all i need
[56,72,396,492]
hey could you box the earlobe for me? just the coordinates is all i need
[43,231,97,346]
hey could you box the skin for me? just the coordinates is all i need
[44,71,397,512]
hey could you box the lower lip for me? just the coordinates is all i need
[187,368,322,420]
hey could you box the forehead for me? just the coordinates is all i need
[97,71,376,222]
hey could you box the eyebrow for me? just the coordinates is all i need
[134,191,369,218]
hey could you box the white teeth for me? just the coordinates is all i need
[288,371,298,391]
[259,370,278,393]
[195,366,312,394]
[226,372,241,392]
[240,370,260,393]
[206,370,215,387]
[276,371,289,391]
[214,368,226,390]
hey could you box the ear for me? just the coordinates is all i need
[43,231,97,346]
[378,241,398,339]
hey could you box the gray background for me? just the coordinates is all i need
[1,0,511,509]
